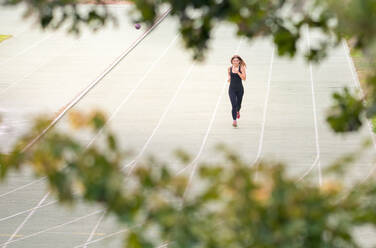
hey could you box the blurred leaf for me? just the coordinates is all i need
[107,133,117,151]
[327,87,364,132]
[89,110,107,130]
[174,149,191,164]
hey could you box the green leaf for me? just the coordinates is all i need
[326,88,364,132]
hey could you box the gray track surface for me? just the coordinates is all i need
[1,5,376,248]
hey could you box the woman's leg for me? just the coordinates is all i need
[228,88,238,120]
[236,87,244,112]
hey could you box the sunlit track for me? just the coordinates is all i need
[0,8,172,247]
[0,26,243,247]
[0,8,171,200]
[0,33,179,225]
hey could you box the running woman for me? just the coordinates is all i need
[228,55,246,127]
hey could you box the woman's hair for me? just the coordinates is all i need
[231,55,246,67]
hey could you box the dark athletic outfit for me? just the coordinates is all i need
[229,66,244,120]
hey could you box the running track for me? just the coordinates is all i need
[1,5,376,248]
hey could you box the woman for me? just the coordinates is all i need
[228,55,246,127]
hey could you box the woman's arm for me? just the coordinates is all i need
[228,67,231,83]
[238,66,246,80]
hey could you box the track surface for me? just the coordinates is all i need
[1,5,375,248]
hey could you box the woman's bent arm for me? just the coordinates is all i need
[238,66,246,80]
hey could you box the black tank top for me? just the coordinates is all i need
[230,66,243,89]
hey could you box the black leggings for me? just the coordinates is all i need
[229,87,244,120]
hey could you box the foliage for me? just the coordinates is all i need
[2,112,376,247]
[0,0,339,61]
[1,0,117,34]
[323,0,376,133]
[326,87,365,132]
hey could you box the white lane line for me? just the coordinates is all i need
[83,212,106,248]
[182,39,243,196]
[251,46,275,181]
[297,157,319,182]
[83,62,195,248]
[0,200,57,222]
[0,33,53,67]
[307,27,322,185]
[2,192,50,248]
[0,30,177,224]
[309,59,322,186]
[342,40,376,181]
[295,27,322,184]
[0,8,171,200]
[0,178,45,199]
[74,228,128,248]
[0,210,103,247]
[75,228,169,248]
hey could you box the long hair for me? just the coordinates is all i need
[230,55,246,67]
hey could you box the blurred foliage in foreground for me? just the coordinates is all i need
[349,43,376,134]
[1,111,376,247]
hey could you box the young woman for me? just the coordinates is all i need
[228,55,246,127]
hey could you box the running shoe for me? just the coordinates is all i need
[237,112,240,119]
[232,120,237,127]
